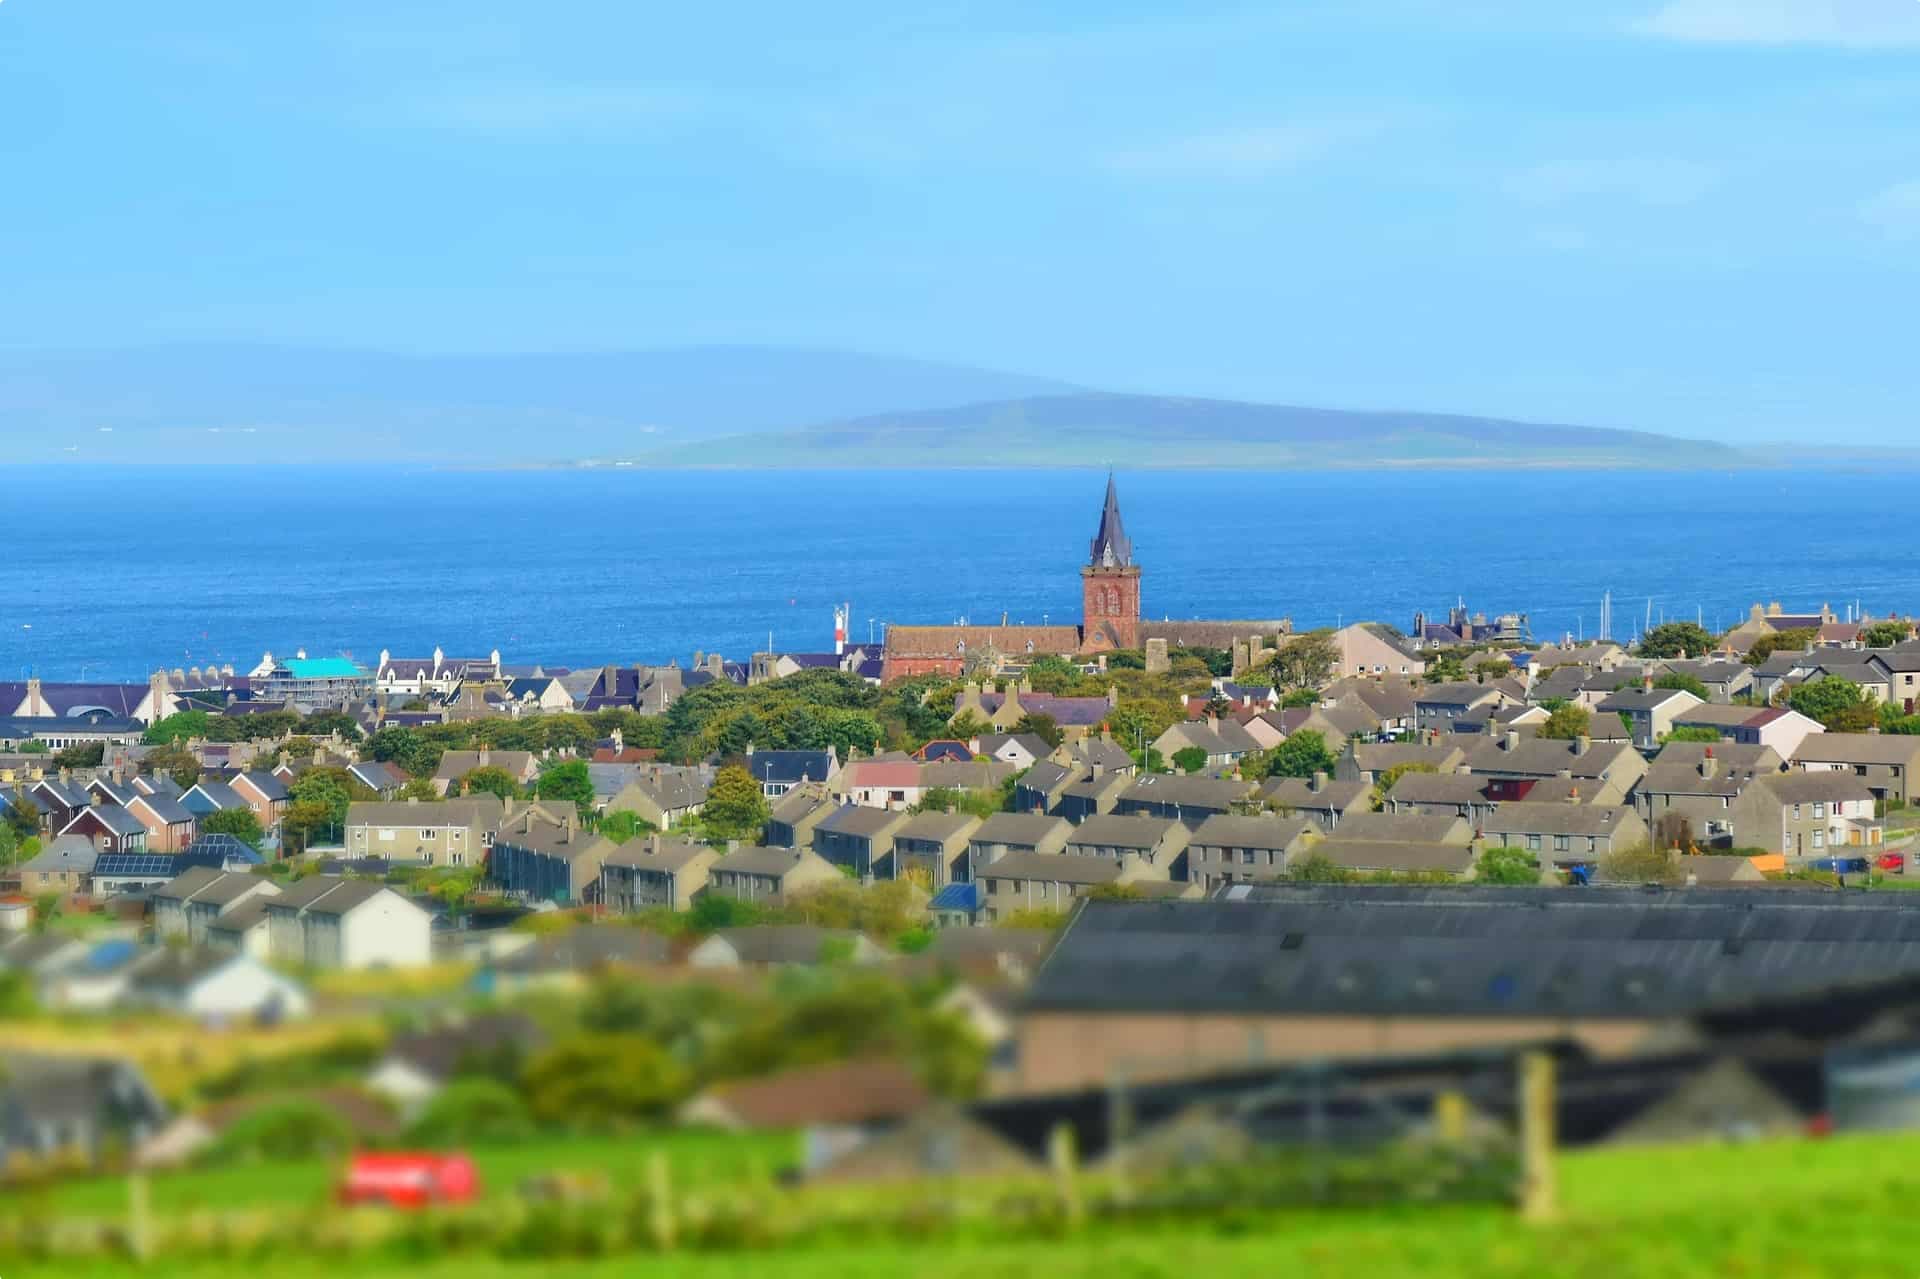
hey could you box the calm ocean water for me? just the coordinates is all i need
[5,466,1914,682]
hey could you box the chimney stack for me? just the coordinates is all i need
[1573,735,1591,757]
[1642,671,1654,693]
[1504,730,1519,752]
[1311,770,1327,794]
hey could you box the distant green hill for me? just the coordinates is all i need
[637,392,1741,469]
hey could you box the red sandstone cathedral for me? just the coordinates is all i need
[879,475,1289,681]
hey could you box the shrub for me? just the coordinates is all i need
[199,1100,358,1166]
[405,1079,535,1146]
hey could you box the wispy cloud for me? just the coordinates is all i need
[1100,120,1379,180]
[1503,159,1720,207]
[1861,179,1920,237]
[1632,0,1920,47]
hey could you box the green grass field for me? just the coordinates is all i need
[19,1130,1920,1277]
[17,1129,798,1218]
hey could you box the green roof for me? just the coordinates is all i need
[282,658,367,679]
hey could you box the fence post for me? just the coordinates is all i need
[1434,1089,1468,1145]
[1107,1069,1133,1204]
[128,1169,152,1262]
[1518,1051,1557,1222]
[647,1150,677,1251]
[1048,1122,1083,1230]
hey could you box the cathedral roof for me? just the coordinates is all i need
[1088,472,1133,569]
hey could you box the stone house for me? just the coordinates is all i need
[488,808,611,905]
[1595,685,1706,751]
[1385,772,1496,825]
[1059,814,1189,879]
[345,795,503,868]
[599,836,718,913]
[1332,623,1427,680]
[431,749,538,797]
[1732,772,1881,856]
[1259,773,1372,833]
[1476,802,1650,865]
[705,846,843,905]
[1336,739,1466,786]
[764,784,839,848]
[1114,775,1256,828]
[967,813,1071,878]
[1151,717,1263,769]
[1633,748,1775,847]
[1053,768,1132,821]
[602,764,711,827]
[1790,735,1920,807]
[1185,813,1316,891]
[15,835,98,897]
[886,811,981,885]
[811,804,910,878]
[975,851,1190,923]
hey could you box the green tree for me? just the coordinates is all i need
[201,807,265,851]
[368,726,442,778]
[145,744,202,789]
[521,1034,691,1127]
[200,1100,358,1166]
[1788,677,1879,731]
[52,741,105,769]
[703,764,770,839]
[1638,621,1716,659]
[1286,851,1353,883]
[280,800,334,855]
[4,795,40,841]
[598,809,654,844]
[1265,730,1337,781]
[1742,627,1817,667]
[143,709,211,745]
[405,1078,534,1146]
[535,760,596,819]
[1661,726,1724,744]
[397,778,440,803]
[1171,745,1210,774]
[289,770,352,832]
[461,765,521,801]
[1268,630,1338,690]
[1377,760,1437,792]
[1599,841,1679,885]
[689,892,762,932]
[946,709,991,740]
[1862,621,1911,648]
[1475,846,1539,885]
[1538,703,1592,740]
[1280,687,1318,708]
[1654,672,1710,699]
[1424,650,1469,684]
[1013,712,1063,749]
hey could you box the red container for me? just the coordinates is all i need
[338,1152,480,1208]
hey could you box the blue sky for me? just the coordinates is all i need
[3,0,1918,442]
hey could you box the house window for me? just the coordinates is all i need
[1553,835,1570,852]
[1241,849,1255,864]
[450,853,464,867]
[420,829,437,840]
[1793,804,1802,819]
[1525,834,1540,851]
[378,829,394,841]
[1813,803,1826,820]
[1813,830,1825,849]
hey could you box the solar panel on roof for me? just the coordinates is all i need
[94,853,176,876]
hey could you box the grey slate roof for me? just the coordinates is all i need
[973,813,1071,845]
[1189,813,1315,851]
[1329,811,1472,844]
[1314,839,1477,875]
[1062,814,1180,850]
[980,850,1123,886]
[17,834,100,876]
[1477,802,1639,837]
[1025,887,1920,1018]
[1792,735,1920,766]
[893,811,983,844]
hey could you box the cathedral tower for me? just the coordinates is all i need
[1081,472,1141,652]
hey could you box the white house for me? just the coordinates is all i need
[128,949,311,1021]
[152,869,282,946]
[263,877,433,970]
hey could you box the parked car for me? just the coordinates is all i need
[338,1152,479,1207]
[1878,852,1906,874]
[1808,856,1871,876]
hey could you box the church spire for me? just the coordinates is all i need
[1088,471,1132,569]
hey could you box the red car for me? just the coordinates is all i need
[1878,852,1906,874]
[338,1152,479,1208]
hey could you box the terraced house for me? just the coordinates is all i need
[345,795,504,868]
[1185,813,1316,891]
[488,809,611,905]
[599,836,718,913]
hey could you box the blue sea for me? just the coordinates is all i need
[5,466,1914,681]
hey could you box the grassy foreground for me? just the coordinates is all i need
[19,1130,798,1218]
[19,1130,1920,1277]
